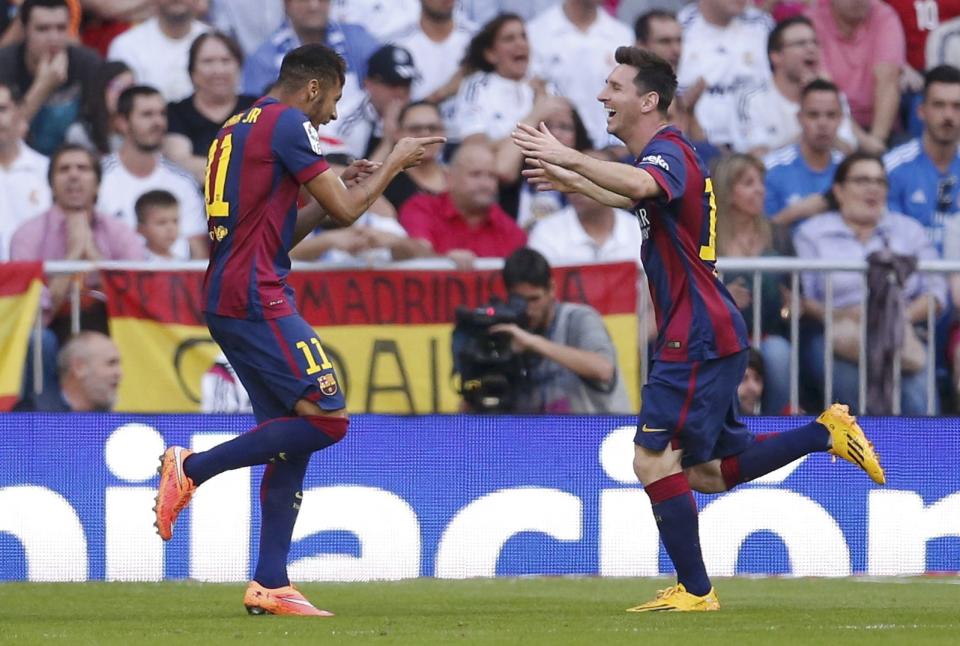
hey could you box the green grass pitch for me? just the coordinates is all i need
[1,577,957,645]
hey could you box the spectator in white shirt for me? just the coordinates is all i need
[456,0,562,25]
[676,0,773,148]
[453,13,538,143]
[732,15,865,156]
[527,0,634,149]
[0,81,51,260]
[97,85,207,259]
[107,0,209,102]
[387,0,476,116]
[454,14,576,218]
[528,150,642,265]
[332,0,422,41]
[208,0,286,57]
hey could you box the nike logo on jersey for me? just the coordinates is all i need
[641,425,666,433]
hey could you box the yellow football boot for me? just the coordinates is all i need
[817,403,886,485]
[626,584,720,612]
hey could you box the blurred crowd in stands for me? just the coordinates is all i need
[4,0,960,415]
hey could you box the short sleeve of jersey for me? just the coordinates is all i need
[636,137,687,203]
[272,108,331,185]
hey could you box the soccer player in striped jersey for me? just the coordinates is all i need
[514,46,885,612]
[153,43,444,617]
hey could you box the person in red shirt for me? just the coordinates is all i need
[399,140,527,269]
[886,0,960,75]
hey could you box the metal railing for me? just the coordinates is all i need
[29,257,958,415]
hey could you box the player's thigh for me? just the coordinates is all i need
[260,314,346,413]
[637,353,751,470]
[703,351,755,467]
[207,314,289,422]
[208,313,346,418]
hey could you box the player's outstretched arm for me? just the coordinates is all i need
[523,159,634,209]
[513,122,662,203]
[302,136,446,228]
[293,160,381,245]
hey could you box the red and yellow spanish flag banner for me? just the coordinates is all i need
[102,263,638,413]
[0,262,44,411]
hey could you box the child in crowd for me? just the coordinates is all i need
[135,190,181,261]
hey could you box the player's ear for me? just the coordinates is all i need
[641,91,660,115]
[306,78,321,103]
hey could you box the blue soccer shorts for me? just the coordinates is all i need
[206,312,346,423]
[635,349,755,468]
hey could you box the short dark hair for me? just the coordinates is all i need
[463,13,523,74]
[398,99,441,126]
[614,46,676,114]
[19,0,69,27]
[188,31,244,77]
[923,64,960,100]
[135,189,179,224]
[800,78,840,103]
[832,151,884,185]
[503,247,551,291]
[276,44,346,92]
[634,9,676,44]
[48,144,102,186]
[117,85,162,118]
[767,15,814,68]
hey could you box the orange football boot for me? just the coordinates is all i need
[153,446,196,541]
[243,581,334,617]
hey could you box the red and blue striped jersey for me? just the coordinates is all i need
[633,126,748,362]
[202,97,330,320]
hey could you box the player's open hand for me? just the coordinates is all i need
[340,159,380,186]
[522,158,582,194]
[511,122,577,168]
[390,136,447,170]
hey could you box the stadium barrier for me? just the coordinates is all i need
[1,413,957,582]
[8,259,639,414]
[8,256,956,414]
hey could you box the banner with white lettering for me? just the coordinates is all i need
[1,414,956,581]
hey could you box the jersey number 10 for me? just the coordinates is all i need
[205,134,233,219]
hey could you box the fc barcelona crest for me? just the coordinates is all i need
[317,373,339,396]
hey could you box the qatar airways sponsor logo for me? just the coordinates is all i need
[1,424,957,581]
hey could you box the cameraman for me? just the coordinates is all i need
[490,248,632,413]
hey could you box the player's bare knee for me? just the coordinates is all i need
[632,444,681,485]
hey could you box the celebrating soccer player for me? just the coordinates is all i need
[512,46,885,613]
[153,44,444,617]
